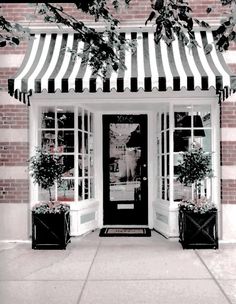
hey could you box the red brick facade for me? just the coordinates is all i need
[221,180,236,204]
[0,179,29,204]
[0,104,29,128]
[0,142,29,166]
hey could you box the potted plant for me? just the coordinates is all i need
[176,144,218,249]
[29,148,70,249]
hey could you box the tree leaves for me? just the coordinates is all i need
[176,147,213,199]
[29,148,65,202]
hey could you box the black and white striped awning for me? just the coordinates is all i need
[8,30,236,104]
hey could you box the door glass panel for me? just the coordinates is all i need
[109,123,142,202]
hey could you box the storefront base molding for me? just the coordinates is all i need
[70,200,99,236]
[0,203,29,240]
[153,201,179,238]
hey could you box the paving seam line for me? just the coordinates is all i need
[194,250,233,304]
[76,238,102,304]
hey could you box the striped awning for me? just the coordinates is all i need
[8,30,236,104]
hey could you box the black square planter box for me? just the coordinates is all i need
[32,210,70,249]
[179,209,218,249]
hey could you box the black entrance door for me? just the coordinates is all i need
[103,114,148,225]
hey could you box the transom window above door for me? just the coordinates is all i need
[37,106,94,203]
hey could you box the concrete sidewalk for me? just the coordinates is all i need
[0,230,236,304]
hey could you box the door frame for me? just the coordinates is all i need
[94,110,155,228]
[102,114,148,226]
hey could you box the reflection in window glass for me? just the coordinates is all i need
[161,178,165,200]
[161,155,165,176]
[41,131,55,152]
[90,178,95,198]
[58,130,74,152]
[40,108,55,129]
[57,107,74,128]
[193,105,211,127]
[90,112,93,132]
[84,178,89,199]
[84,155,89,176]
[174,130,189,152]
[61,155,74,177]
[84,110,88,132]
[84,132,88,154]
[161,113,164,130]
[78,108,83,130]
[167,179,169,201]
[78,155,83,177]
[174,180,192,202]
[174,106,191,128]
[78,179,83,199]
[109,123,142,202]
[58,179,74,201]
[161,133,164,153]
[90,155,94,176]
[78,131,82,153]
[38,186,55,202]
[193,130,212,152]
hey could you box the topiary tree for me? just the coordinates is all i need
[176,146,213,200]
[29,148,64,202]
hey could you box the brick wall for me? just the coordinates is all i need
[0,179,29,204]
[220,101,236,205]
[0,104,29,129]
[0,142,29,166]
[221,180,236,205]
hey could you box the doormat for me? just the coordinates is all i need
[99,228,151,237]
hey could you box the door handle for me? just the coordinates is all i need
[143,177,147,181]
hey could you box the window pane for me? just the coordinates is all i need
[57,107,74,128]
[167,154,169,176]
[174,153,183,176]
[84,155,89,176]
[161,113,164,130]
[174,106,191,128]
[84,110,88,132]
[174,130,189,152]
[58,179,74,201]
[161,178,165,200]
[90,155,94,176]
[167,130,169,153]
[78,179,83,200]
[61,155,74,177]
[84,132,88,154]
[84,179,89,199]
[78,108,83,130]
[38,186,55,202]
[41,131,55,152]
[167,178,169,201]
[90,113,94,132]
[78,131,82,153]
[166,113,169,129]
[193,105,211,127]
[174,180,192,202]
[161,155,165,176]
[58,130,74,152]
[161,132,164,153]
[90,178,95,198]
[40,107,55,129]
[78,155,82,177]
[89,134,94,154]
[194,130,212,152]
